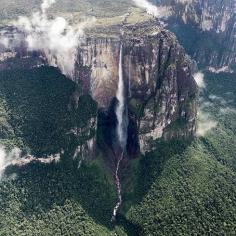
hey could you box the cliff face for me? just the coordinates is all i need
[0,21,197,155]
[159,0,235,32]
[77,22,197,154]
[0,26,46,71]
[157,0,236,69]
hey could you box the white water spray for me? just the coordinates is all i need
[115,44,127,149]
[128,55,132,97]
[112,44,128,221]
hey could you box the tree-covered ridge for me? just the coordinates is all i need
[126,138,236,235]
[0,55,236,235]
[0,66,97,156]
[0,66,121,235]
[122,72,236,235]
[0,160,119,236]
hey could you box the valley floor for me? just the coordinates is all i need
[0,68,236,235]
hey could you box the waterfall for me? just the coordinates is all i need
[128,55,132,97]
[115,44,127,149]
[111,151,124,221]
[112,44,128,221]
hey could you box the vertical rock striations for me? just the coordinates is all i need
[77,22,197,154]
[0,21,198,155]
[156,0,236,69]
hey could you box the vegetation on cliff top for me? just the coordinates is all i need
[0,0,134,20]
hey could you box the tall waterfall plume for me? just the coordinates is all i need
[112,43,128,221]
[115,44,128,149]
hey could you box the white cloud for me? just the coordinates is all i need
[196,74,218,136]
[0,146,21,179]
[0,36,9,48]
[197,108,217,136]
[132,0,172,18]
[209,94,227,105]
[208,66,233,74]
[0,145,61,180]
[220,107,236,114]
[2,0,95,78]
[13,0,84,77]
[194,72,206,89]
[41,0,56,14]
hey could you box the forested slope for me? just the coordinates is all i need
[123,72,236,235]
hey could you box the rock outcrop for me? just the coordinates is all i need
[0,20,197,155]
[157,0,236,70]
[77,21,197,154]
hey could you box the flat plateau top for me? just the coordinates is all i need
[0,0,133,19]
[0,0,159,38]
